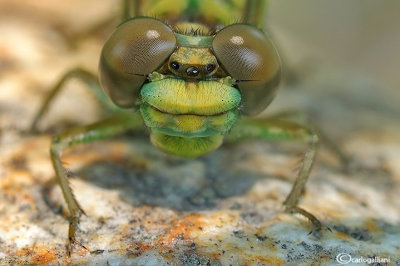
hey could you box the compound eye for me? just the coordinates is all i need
[99,17,177,108]
[212,24,281,115]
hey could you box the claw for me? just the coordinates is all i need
[308,223,332,239]
[66,242,88,257]
[285,205,330,239]
[66,212,87,257]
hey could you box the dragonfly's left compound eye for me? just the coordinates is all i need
[212,24,281,115]
[99,17,177,108]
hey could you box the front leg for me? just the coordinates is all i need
[50,112,143,256]
[29,68,119,133]
[227,117,321,231]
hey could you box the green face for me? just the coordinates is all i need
[140,79,241,137]
[99,17,281,158]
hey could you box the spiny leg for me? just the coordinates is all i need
[227,117,322,232]
[282,130,323,233]
[29,68,117,133]
[50,112,144,256]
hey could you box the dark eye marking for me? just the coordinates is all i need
[170,61,180,70]
[205,64,216,73]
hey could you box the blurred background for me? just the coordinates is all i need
[270,0,400,90]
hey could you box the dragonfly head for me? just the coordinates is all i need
[99,17,281,157]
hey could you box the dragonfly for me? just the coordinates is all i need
[30,0,322,255]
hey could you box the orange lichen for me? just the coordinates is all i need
[156,214,205,247]
[127,242,153,254]
[336,231,351,239]
[32,246,58,265]
[255,256,284,265]
[15,246,58,265]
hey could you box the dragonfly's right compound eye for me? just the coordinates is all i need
[212,24,281,115]
[99,17,177,108]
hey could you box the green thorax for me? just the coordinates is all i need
[134,0,246,27]
[131,0,267,28]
